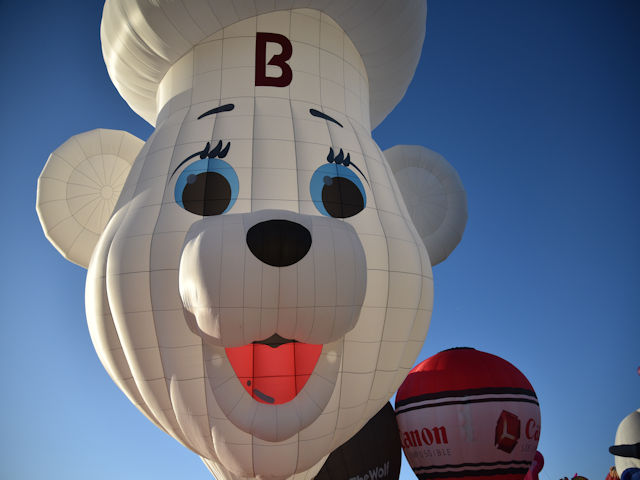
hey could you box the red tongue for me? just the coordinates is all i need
[225,341,322,404]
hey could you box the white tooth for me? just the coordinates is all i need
[324,347,340,365]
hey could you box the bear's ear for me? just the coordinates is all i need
[384,145,468,266]
[36,129,144,269]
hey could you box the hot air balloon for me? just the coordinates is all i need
[314,403,402,480]
[523,451,544,480]
[36,1,469,477]
[610,409,640,478]
[395,348,541,480]
[621,470,640,480]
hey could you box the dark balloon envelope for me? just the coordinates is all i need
[314,403,401,480]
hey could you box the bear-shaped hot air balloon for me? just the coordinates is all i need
[35,1,468,478]
[395,348,540,480]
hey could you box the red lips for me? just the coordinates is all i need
[225,340,322,404]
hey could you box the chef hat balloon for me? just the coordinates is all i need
[101,0,426,129]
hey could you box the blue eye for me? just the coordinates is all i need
[174,158,238,216]
[310,163,366,218]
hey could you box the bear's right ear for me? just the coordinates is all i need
[36,128,144,269]
[384,145,468,266]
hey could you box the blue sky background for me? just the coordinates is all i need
[1,1,638,479]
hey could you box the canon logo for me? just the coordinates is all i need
[401,426,449,449]
[349,461,390,480]
[526,418,540,440]
[494,410,521,453]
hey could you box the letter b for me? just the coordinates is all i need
[255,32,293,87]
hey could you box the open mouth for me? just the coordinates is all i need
[225,334,322,404]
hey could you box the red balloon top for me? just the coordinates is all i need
[396,348,536,403]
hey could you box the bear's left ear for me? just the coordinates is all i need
[384,145,468,266]
[36,129,144,268]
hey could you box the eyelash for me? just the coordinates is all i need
[326,147,368,185]
[170,140,231,179]
[201,140,230,159]
[327,147,350,166]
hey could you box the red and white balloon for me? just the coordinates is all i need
[395,348,541,480]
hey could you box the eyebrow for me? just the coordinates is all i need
[197,103,235,119]
[309,108,343,128]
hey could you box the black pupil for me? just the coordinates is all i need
[321,177,364,218]
[182,171,231,216]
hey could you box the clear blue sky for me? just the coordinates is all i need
[1,1,638,480]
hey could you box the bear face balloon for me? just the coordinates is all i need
[36,2,467,478]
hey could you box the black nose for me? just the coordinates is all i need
[246,219,312,267]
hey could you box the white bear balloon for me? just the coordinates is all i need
[36,2,467,479]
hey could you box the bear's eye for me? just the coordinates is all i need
[174,158,238,216]
[310,163,366,218]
